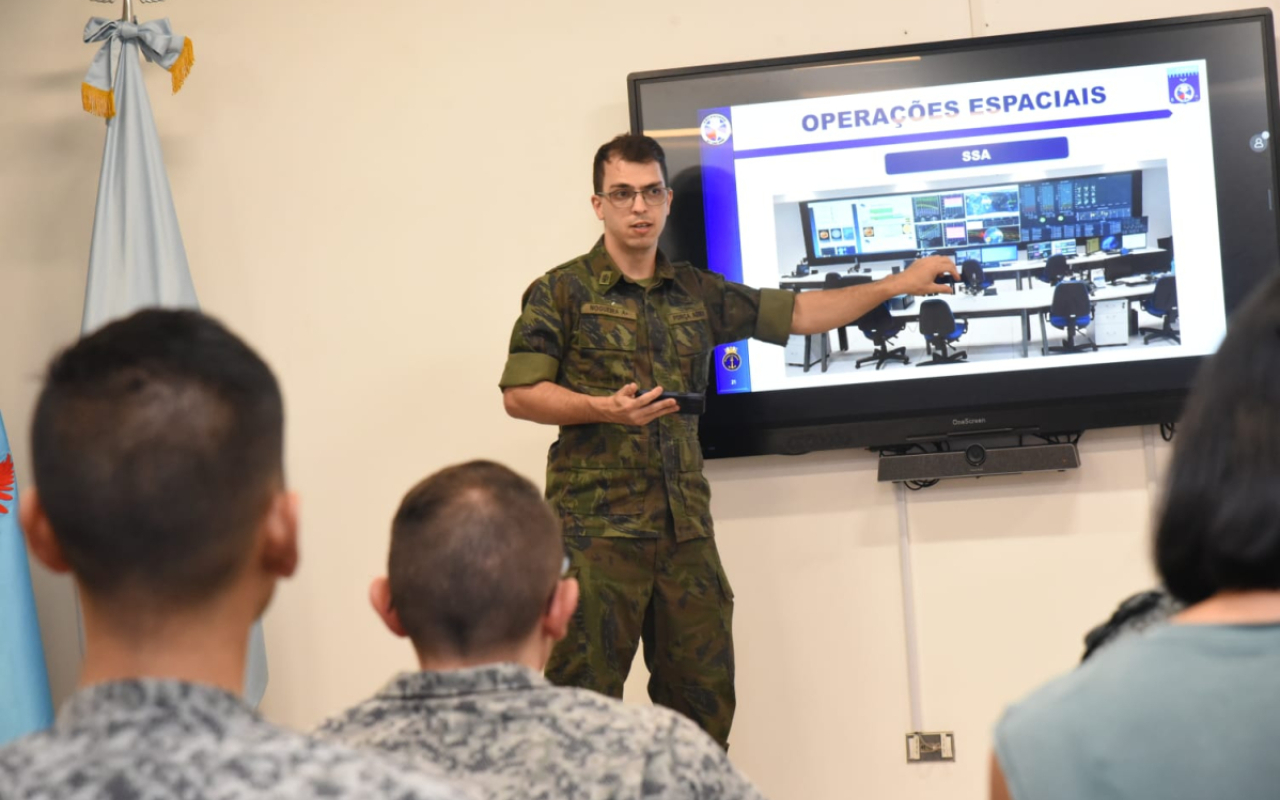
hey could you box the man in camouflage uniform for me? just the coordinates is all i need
[317,460,764,800]
[500,134,958,747]
[0,310,466,800]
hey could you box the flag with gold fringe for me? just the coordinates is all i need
[81,17,193,120]
[80,16,198,328]
[79,15,270,707]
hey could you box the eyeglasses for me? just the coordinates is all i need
[596,185,670,208]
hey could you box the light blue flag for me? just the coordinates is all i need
[0,413,54,745]
[81,16,268,706]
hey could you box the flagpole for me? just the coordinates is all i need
[121,0,133,22]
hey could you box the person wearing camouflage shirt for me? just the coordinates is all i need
[1,680,467,800]
[0,310,468,800]
[317,460,765,800]
[499,134,959,746]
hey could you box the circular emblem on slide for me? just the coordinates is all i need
[722,345,742,371]
[700,114,732,146]
[1172,82,1197,104]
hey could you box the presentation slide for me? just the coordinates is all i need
[696,61,1222,394]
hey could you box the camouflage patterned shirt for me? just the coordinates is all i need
[316,663,766,800]
[0,679,472,800]
[499,239,794,541]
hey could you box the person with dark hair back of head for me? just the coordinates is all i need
[0,309,469,800]
[989,276,1280,800]
[501,133,958,747]
[317,460,765,800]
[1079,588,1183,662]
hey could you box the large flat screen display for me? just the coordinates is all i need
[630,11,1280,457]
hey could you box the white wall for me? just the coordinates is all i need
[774,201,808,277]
[1145,167,1174,242]
[0,1,1260,798]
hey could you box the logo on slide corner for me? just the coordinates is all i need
[721,345,742,371]
[700,114,732,146]
[1168,66,1200,105]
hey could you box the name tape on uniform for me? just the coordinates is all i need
[668,309,709,324]
[581,303,637,320]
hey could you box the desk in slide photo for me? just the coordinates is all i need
[889,281,1160,357]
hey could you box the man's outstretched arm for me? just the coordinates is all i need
[790,255,961,334]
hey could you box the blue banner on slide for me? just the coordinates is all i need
[698,107,742,284]
[885,136,1069,175]
[697,106,752,394]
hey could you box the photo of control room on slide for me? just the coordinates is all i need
[773,163,1177,376]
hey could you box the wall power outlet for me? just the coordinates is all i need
[906,731,955,763]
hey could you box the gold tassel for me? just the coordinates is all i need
[169,37,195,94]
[81,82,116,119]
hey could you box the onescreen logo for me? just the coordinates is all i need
[951,417,987,426]
[1168,66,1200,104]
[700,114,731,145]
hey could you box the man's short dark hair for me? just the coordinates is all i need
[31,309,284,606]
[593,134,669,194]
[388,461,562,658]
[1156,274,1280,604]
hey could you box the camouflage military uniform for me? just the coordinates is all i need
[0,679,471,800]
[499,238,794,747]
[316,663,766,800]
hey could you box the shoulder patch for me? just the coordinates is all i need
[581,303,636,320]
[545,254,593,276]
[547,255,589,275]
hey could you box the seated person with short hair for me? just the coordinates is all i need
[317,460,765,800]
[0,310,468,800]
[990,275,1280,800]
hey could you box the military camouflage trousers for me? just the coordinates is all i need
[545,530,736,748]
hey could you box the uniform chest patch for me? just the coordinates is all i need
[581,303,637,320]
[668,308,708,324]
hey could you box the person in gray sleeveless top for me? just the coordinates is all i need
[990,276,1280,800]
[316,460,765,800]
[0,310,470,800]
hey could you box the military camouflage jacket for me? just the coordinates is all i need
[500,239,794,541]
[316,664,766,800]
[0,679,471,800]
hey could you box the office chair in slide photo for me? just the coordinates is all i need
[1046,281,1097,353]
[854,302,910,370]
[824,271,872,351]
[961,259,993,294]
[1103,255,1134,285]
[1140,276,1180,344]
[1040,253,1070,285]
[918,298,968,366]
